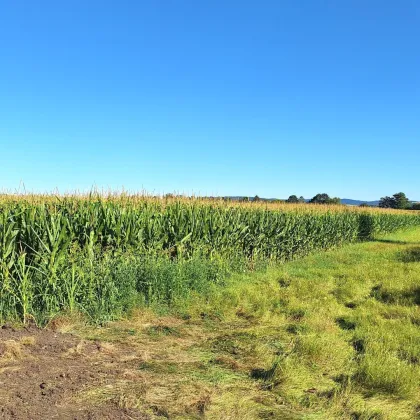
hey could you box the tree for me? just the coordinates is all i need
[359,202,369,207]
[379,192,410,209]
[379,196,395,208]
[309,193,330,204]
[298,196,306,203]
[309,193,341,205]
[393,192,410,209]
[411,202,420,210]
[286,195,299,203]
[253,195,261,202]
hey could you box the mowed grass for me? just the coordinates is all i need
[55,227,420,419]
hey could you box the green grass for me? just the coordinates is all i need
[167,227,420,418]
[59,227,420,419]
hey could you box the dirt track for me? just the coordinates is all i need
[0,324,149,420]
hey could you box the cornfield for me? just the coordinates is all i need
[1,194,419,323]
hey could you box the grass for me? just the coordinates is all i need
[50,227,420,419]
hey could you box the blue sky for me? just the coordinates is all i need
[1,1,419,200]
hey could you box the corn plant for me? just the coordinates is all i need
[0,194,419,323]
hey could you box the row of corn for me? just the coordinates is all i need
[1,196,419,322]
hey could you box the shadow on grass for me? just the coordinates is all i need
[371,285,420,306]
[398,247,420,263]
[336,317,357,330]
[373,239,420,245]
[250,358,280,384]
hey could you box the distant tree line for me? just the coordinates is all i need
[285,192,420,210]
[378,192,419,210]
[225,192,420,210]
[285,194,305,203]
[286,193,340,205]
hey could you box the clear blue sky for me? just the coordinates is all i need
[1,1,419,200]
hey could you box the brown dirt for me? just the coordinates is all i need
[0,324,150,420]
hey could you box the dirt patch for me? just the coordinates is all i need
[0,324,149,420]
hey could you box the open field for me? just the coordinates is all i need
[1,227,420,419]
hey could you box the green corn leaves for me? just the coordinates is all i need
[0,196,419,323]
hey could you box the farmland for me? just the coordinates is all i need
[1,222,420,418]
[1,194,420,324]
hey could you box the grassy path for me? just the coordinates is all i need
[2,228,420,419]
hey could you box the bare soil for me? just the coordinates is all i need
[0,324,149,420]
